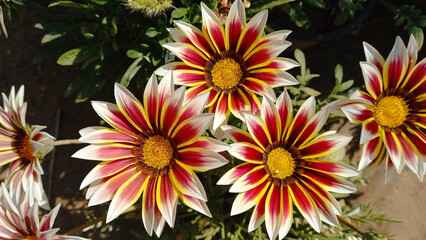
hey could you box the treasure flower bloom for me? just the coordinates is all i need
[0,184,87,240]
[218,92,358,240]
[0,86,54,209]
[158,0,298,130]
[331,35,425,182]
[72,72,229,237]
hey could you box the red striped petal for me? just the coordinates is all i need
[243,112,272,151]
[160,87,185,134]
[360,117,379,144]
[79,127,136,144]
[249,68,298,87]
[265,185,283,240]
[175,20,214,57]
[181,194,211,217]
[156,174,178,227]
[178,148,228,172]
[341,103,374,123]
[260,97,281,142]
[403,58,426,93]
[300,133,352,159]
[360,61,383,99]
[245,40,291,70]
[276,90,293,141]
[172,113,213,148]
[382,131,404,173]
[185,136,229,152]
[228,88,251,120]
[248,192,266,232]
[143,74,159,127]
[302,170,356,194]
[170,161,207,201]
[286,97,316,144]
[293,107,329,148]
[162,42,209,70]
[237,10,267,55]
[363,41,385,73]
[228,142,264,163]
[225,0,245,50]
[383,37,408,89]
[72,144,134,161]
[358,137,384,170]
[217,162,256,185]
[201,2,226,52]
[212,92,230,130]
[231,181,270,216]
[221,125,257,145]
[303,160,358,177]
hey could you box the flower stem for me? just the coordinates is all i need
[337,215,365,235]
[64,205,138,236]
[53,139,82,146]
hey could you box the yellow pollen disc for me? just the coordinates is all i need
[374,96,409,128]
[142,135,173,169]
[267,147,296,179]
[211,58,243,90]
[16,135,35,161]
[25,236,38,240]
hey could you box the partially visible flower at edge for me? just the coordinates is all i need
[73,71,229,237]
[330,35,425,182]
[158,0,298,130]
[126,0,174,17]
[218,91,358,240]
[0,184,87,240]
[0,86,55,209]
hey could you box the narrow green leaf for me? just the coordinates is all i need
[294,49,306,75]
[335,64,343,84]
[171,7,188,19]
[339,80,354,91]
[75,79,105,103]
[411,27,424,50]
[57,45,98,66]
[145,27,158,38]
[301,87,321,97]
[48,1,89,8]
[247,0,294,15]
[120,58,143,87]
[126,49,143,59]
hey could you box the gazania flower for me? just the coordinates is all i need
[218,92,357,240]
[331,35,425,182]
[73,72,229,237]
[0,86,54,209]
[0,184,87,240]
[158,0,298,130]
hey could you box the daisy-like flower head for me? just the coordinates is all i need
[218,92,358,240]
[72,72,229,237]
[158,0,298,130]
[332,35,425,182]
[0,86,54,209]
[0,184,86,240]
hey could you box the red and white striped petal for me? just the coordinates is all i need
[88,167,139,206]
[278,186,293,239]
[407,34,418,70]
[228,88,251,120]
[142,178,156,236]
[79,127,136,144]
[185,136,230,152]
[341,103,374,124]
[300,133,352,159]
[349,90,375,105]
[260,96,281,142]
[303,160,359,177]
[244,89,262,114]
[360,61,383,99]
[225,0,245,50]
[179,148,228,172]
[245,40,291,70]
[383,36,409,89]
[249,68,298,87]
[156,174,178,227]
[200,2,226,52]
[401,58,426,93]
[360,117,379,145]
[382,131,404,173]
[72,144,134,161]
[91,101,139,137]
[184,84,211,105]
[221,125,257,145]
[173,69,206,86]
[301,170,356,194]
[0,150,19,165]
[217,162,255,185]
[264,57,299,71]
[169,161,207,201]
[248,193,266,232]
[115,83,151,132]
[160,86,186,134]
[363,41,385,72]
[106,171,149,223]
[174,20,214,57]
[300,177,342,215]
[276,90,293,141]
[228,142,264,164]
[162,42,209,70]
[396,133,423,180]
[288,181,321,232]
[172,113,214,148]
[143,74,159,126]
[158,71,175,107]
[177,92,209,127]
[256,30,291,47]
[385,155,396,183]
[80,159,135,189]
[230,181,270,216]
[243,112,272,151]
[286,97,316,144]
[358,137,384,170]
[212,92,230,130]
[265,185,283,240]
[166,27,190,43]
[236,10,268,55]
[180,194,211,217]
[405,128,426,158]
[229,165,268,193]
[293,107,329,148]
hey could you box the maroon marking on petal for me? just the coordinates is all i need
[231,143,264,162]
[243,167,268,185]
[185,85,209,103]
[294,117,321,147]
[263,104,279,142]
[245,90,260,114]
[251,72,283,86]
[405,60,426,92]
[287,111,309,144]
[301,170,345,191]
[208,25,226,52]
[303,161,341,175]
[289,183,313,214]
[267,185,281,218]
[238,27,258,55]
[406,129,426,155]
[383,132,399,156]
[225,126,257,145]
[387,59,404,89]
[245,48,274,68]
[182,48,209,68]
[300,139,336,157]
[175,71,205,86]
[366,71,382,97]
[228,163,256,181]
[365,119,379,136]
[229,90,249,115]
[246,116,270,150]
[229,19,243,50]
[242,181,269,205]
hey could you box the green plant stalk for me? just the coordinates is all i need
[53,139,83,146]
[337,215,365,235]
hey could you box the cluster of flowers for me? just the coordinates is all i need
[0,0,424,239]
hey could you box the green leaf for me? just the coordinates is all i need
[202,0,218,10]
[84,32,95,40]
[339,80,354,91]
[145,27,158,38]
[41,32,66,44]
[289,7,310,29]
[75,79,105,103]
[294,49,306,75]
[57,45,98,66]
[126,49,143,59]
[120,58,143,87]
[301,87,321,97]
[335,64,343,84]
[65,67,95,97]
[411,27,424,50]
[48,1,89,8]
[247,0,294,15]
[171,7,188,19]
[334,11,348,26]
[88,0,109,5]
[33,39,84,63]
[304,0,326,9]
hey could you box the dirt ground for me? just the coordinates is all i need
[0,2,425,240]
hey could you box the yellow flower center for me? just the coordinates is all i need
[374,96,409,128]
[266,147,296,179]
[142,135,173,169]
[15,135,35,162]
[211,58,243,90]
[25,236,38,240]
